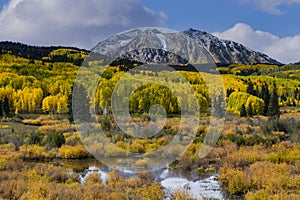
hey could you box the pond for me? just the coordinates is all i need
[55,159,225,200]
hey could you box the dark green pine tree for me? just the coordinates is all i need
[226,88,235,98]
[240,104,247,117]
[254,85,259,97]
[268,82,280,120]
[259,82,270,116]
[294,88,300,100]
[246,81,256,96]
[247,103,255,117]
[3,96,9,117]
[0,100,3,117]
[67,86,73,123]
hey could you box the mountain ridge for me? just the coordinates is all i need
[183,28,282,65]
[1,28,283,66]
[93,28,282,66]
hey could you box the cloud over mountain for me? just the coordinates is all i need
[0,0,166,48]
[213,23,300,63]
[240,0,300,14]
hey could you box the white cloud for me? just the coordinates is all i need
[213,23,300,64]
[240,0,300,14]
[0,0,166,48]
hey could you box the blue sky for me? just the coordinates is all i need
[142,0,300,37]
[0,0,299,63]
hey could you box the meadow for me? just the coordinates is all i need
[0,48,300,199]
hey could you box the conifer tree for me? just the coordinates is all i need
[246,81,256,96]
[3,96,9,117]
[0,100,3,117]
[240,104,247,117]
[294,88,300,100]
[226,88,235,98]
[247,103,254,117]
[67,87,73,123]
[268,82,280,120]
[259,82,270,116]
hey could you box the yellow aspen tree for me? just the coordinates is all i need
[32,88,43,112]
[42,96,58,113]
[57,95,68,114]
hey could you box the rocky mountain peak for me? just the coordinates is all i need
[92,28,282,66]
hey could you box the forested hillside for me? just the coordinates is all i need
[0,46,300,117]
[0,41,89,65]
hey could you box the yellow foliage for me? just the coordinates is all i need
[58,145,89,159]
[135,158,151,167]
[20,145,46,159]
[219,168,250,195]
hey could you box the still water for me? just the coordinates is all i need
[60,159,225,200]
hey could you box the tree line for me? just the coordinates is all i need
[227,80,280,120]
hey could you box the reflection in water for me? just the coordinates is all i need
[161,176,224,200]
[79,165,224,200]
[79,166,108,184]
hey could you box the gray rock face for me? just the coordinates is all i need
[92,28,282,65]
[183,28,282,65]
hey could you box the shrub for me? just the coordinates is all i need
[266,143,300,164]
[129,140,145,153]
[58,145,89,159]
[48,167,71,183]
[135,158,150,167]
[64,132,81,146]
[104,144,126,158]
[171,190,195,200]
[20,145,47,159]
[226,146,262,168]
[245,189,269,200]
[4,158,23,171]
[100,117,112,131]
[219,168,250,195]
[247,161,292,194]
[107,170,125,188]
[179,156,193,170]
[85,173,103,185]
[43,132,65,149]
[27,132,43,145]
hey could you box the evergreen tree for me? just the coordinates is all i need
[226,88,235,98]
[246,81,256,96]
[268,82,280,120]
[67,86,73,123]
[240,104,247,117]
[247,103,254,117]
[0,100,3,117]
[294,88,300,100]
[259,82,270,116]
[254,85,259,97]
[3,96,9,117]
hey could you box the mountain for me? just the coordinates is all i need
[92,28,197,65]
[93,28,282,66]
[1,28,282,66]
[183,29,282,65]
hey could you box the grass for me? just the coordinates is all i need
[0,121,38,133]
